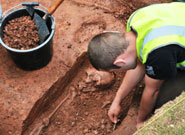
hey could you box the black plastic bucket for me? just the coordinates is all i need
[0,4,55,70]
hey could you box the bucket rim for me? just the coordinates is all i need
[0,7,55,53]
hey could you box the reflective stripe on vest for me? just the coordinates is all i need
[127,2,185,68]
[177,60,185,68]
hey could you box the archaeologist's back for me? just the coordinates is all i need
[127,2,185,79]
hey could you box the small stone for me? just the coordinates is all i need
[101,124,105,129]
[170,124,174,128]
[93,130,98,135]
[55,121,61,125]
[83,128,89,133]
[85,112,89,116]
[71,121,75,126]
[101,119,106,124]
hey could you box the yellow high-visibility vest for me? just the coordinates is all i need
[127,2,185,68]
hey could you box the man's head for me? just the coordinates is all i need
[88,31,129,71]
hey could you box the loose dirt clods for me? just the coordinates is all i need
[36,59,138,135]
[3,16,39,50]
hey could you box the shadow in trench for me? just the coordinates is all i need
[155,69,185,109]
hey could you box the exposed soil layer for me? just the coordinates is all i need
[24,57,144,135]
[3,16,39,50]
[41,59,126,135]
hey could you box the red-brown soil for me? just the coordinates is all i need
[41,58,130,135]
[26,57,143,135]
[3,16,39,50]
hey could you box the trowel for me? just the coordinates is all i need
[22,0,64,44]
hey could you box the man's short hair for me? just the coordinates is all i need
[88,32,128,70]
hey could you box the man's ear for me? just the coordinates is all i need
[113,58,125,67]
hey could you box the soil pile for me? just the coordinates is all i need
[3,16,39,50]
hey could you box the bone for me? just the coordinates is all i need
[85,68,115,89]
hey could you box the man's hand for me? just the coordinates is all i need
[108,60,145,123]
[108,102,121,123]
[136,121,144,130]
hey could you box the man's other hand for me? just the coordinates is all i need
[108,102,121,123]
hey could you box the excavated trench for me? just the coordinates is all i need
[22,55,185,135]
[20,1,183,134]
[22,53,144,135]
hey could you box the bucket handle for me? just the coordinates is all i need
[2,3,49,18]
[0,3,54,30]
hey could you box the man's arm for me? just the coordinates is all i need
[137,75,164,129]
[108,60,145,123]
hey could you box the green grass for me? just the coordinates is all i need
[134,92,185,135]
